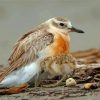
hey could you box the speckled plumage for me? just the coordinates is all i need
[0,17,84,88]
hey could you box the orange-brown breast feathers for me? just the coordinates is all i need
[50,33,70,56]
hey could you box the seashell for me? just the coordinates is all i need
[66,78,77,87]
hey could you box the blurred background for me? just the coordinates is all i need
[0,0,100,65]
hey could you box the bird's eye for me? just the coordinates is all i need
[59,23,64,26]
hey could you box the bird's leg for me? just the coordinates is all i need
[34,78,40,87]
[34,73,41,87]
[43,74,68,88]
[34,57,54,87]
[34,71,48,87]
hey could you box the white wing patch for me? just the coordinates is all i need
[0,62,40,88]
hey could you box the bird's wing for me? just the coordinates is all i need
[0,25,54,82]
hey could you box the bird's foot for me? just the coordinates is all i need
[42,74,67,88]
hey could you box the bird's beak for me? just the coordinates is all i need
[70,27,84,33]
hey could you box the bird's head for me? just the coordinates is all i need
[47,17,84,34]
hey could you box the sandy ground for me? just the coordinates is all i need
[0,85,100,100]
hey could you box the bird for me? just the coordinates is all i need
[40,53,77,87]
[0,17,84,89]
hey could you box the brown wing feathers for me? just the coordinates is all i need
[0,26,54,82]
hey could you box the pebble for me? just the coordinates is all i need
[66,78,77,87]
[84,83,98,90]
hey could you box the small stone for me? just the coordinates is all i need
[84,83,98,90]
[66,78,77,87]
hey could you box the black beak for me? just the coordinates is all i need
[70,27,84,33]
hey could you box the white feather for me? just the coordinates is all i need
[0,62,40,88]
[67,21,72,28]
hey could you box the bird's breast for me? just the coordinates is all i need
[49,33,70,56]
[38,32,70,58]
